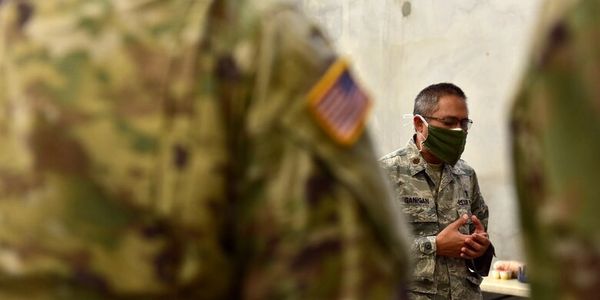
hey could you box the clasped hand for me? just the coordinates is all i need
[435,214,490,259]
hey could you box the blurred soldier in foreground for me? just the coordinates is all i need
[511,0,600,299]
[0,0,409,299]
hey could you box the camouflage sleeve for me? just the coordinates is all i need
[511,0,600,298]
[470,171,494,275]
[470,171,489,231]
[0,1,232,298]
[379,158,434,281]
[214,3,411,299]
[411,236,437,280]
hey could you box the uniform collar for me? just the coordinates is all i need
[406,137,427,177]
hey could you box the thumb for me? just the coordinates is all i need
[451,214,469,229]
[471,215,485,233]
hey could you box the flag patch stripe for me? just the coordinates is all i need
[308,59,372,146]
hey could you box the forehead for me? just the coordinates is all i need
[434,95,468,117]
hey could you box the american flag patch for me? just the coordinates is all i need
[307,59,372,146]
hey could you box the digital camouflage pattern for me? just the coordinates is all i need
[0,0,410,299]
[511,0,600,299]
[380,138,491,300]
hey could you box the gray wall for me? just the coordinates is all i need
[302,0,545,263]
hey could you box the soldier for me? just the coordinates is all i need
[0,0,410,299]
[380,83,494,300]
[511,0,600,299]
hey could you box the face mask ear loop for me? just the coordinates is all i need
[417,132,426,152]
[415,114,429,128]
[415,114,428,152]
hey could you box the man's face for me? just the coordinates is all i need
[415,94,469,141]
[429,94,468,129]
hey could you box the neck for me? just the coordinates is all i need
[421,149,442,164]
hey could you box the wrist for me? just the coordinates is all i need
[419,236,437,255]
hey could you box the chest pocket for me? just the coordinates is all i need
[401,196,438,237]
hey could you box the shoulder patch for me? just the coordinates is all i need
[307,58,372,146]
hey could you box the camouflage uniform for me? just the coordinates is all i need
[511,0,600,299]
[0,0,410,299]
[380,137,492,300]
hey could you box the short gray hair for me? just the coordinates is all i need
[413,83,467,116]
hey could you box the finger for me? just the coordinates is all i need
[471,233,490,246]
[460,252,475,260]
[474,232,489,239]
[451,214,469,229]
[471,215,486,233]
[464,238,483,252]
[460,247,478,259]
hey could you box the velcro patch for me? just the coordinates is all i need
[307,59,372,146]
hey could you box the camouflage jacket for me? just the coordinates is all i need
[511,0,600,299]
[380,137,492,299]
[0,0,409,299]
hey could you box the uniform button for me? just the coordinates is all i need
[424,242,432,250]
[412,158,420,164]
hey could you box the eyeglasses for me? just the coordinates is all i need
[422,116,473,131]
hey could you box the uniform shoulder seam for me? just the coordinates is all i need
[455,159,475,175]
[379,148,408,162]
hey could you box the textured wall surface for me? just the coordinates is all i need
[302,0,544,262]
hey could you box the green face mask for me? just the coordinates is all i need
[418,116,467,165]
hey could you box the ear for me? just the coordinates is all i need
[413,115,426,133]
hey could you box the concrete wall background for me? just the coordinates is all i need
[302,0,545,262]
